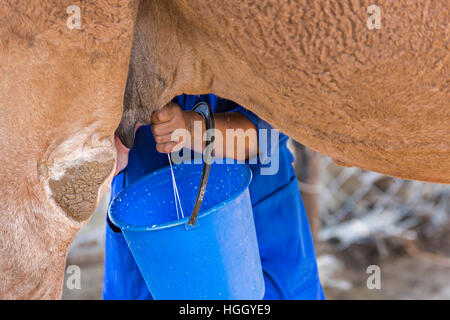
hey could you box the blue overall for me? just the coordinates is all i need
[103,94,324,300]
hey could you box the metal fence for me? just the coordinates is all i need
[316,156,450,248]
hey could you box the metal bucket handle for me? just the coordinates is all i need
[187,102,215,227]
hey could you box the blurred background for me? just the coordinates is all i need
[63,140,450,299]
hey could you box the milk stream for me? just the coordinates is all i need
[168,154,185,220]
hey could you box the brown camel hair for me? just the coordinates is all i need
[0,0,448,299]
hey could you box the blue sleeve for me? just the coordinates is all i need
[216,98,283,165]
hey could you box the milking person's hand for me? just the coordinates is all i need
[151,102,202,154]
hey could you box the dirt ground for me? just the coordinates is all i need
[315,225,450,299]
[63,192,450,300]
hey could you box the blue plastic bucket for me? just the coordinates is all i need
[108,162,265,299]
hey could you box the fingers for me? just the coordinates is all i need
[154,130,186,153]
[153,133,176,145]
[151,102,178,124]
[150,102,190,154]
[151,120,177,136]
[151,102,185,136]
[156,141,183,153]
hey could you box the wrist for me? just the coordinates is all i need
[185,111,203,134]
[185,111,205,151]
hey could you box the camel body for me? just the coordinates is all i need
[0,0,448,298]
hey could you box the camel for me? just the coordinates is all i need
[0,0,448,299]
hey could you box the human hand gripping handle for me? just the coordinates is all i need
[114,101,214,226]
[152,101,215,226]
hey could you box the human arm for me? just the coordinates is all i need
[151,102,259,161]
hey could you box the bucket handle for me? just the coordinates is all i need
[187,102,215,227]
